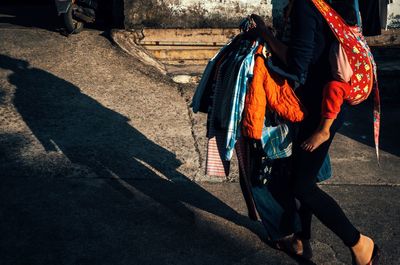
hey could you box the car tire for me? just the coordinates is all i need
[63,4,84,34]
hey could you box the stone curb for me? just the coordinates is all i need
[110,29,168,75]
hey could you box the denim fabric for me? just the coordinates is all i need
[251,154,331,240]
[224,42,258,160]
[317,154,332,182]
[252,185,302,240]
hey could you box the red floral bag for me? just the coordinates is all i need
[311,0,381,162]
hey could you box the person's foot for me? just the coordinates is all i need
[301,130,330,152]
[351,235,375,265]
[275,234,302,256]
[274,234,312,260]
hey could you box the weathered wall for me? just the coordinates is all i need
[123,0,399,29]
[123,0,279,28]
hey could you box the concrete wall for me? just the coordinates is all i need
[388,1,400,28]
[123,0,399,29]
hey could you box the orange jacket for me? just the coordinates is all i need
[242,45,305,140]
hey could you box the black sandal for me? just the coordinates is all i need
[368,244,381,265]
[274,234,313,260]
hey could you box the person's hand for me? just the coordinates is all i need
[250,14,273,42]
[250,14,267,32]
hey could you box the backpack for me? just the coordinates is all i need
[311,0,381,162]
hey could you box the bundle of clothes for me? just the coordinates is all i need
[191,17,331,240]
[192,18,326,178]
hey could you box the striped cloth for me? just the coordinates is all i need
[206,40,255,177]
[206,58,231,177]
[206,131,231,177]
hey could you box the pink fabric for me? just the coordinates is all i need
[206,130,230,177]
[329,42,353,83]
[205,55,231,178]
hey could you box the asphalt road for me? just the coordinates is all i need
[0,5,399,265]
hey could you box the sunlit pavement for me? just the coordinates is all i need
[0,4,399,265]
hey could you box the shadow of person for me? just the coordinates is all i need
[0,54,260,234]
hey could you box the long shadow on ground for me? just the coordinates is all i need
[0,54,318,265]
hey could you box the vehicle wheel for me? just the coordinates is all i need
[63,4,84,34]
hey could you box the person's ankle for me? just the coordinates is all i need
[351,235,374,265]
[320,129,330,137]
[294,234,313,260]
[352,234,372,251]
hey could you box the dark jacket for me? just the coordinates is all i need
[288,0,334,116]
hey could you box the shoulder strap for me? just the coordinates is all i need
[310,0,381,163]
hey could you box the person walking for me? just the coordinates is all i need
[249,0,380,264]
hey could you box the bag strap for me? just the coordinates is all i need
[310,0,381,163]
[373,81,381,165]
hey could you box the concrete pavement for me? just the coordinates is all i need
[0,6,399,265]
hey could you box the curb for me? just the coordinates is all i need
[110,29,167,75]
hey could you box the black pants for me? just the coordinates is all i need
[292,108,360,247]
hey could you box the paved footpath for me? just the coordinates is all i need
[0,6,399,265]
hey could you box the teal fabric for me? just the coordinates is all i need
[224,42,259,160]
[260,124,292,160]
[252,184,302,240]
[214,41,253,130]
[317,154,332,182]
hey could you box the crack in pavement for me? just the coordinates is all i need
[177,83,204,178]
